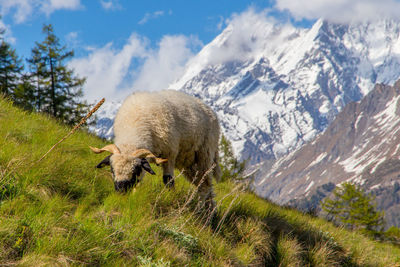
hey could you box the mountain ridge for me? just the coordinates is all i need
[257,80,400,227]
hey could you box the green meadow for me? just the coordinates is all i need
[1,96,399,266]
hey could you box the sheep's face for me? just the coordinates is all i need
[96,154,155,192]
[91,145,166,192]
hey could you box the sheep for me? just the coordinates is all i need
[90,90,221,208]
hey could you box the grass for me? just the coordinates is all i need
[1,96,400,266]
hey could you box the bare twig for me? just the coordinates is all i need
[37,98,105,162]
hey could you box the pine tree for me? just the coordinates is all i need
[321,182,385,236]
[219,135,246,182]
[0,41,23,97]
[12,73,36,111]
[27,45,46,111]
[27,24,89,125]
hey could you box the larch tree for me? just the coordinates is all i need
[321,182,385,236]
[12,73,37,111]
[27,24,89,125]
[219,135,247,182]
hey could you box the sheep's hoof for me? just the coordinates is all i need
[199,199,217,226]
[163,175,174,188]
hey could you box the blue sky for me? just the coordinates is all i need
[3,1,276,58]
[1,0,399,102]
[0,0,282,101]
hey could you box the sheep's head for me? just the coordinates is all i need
[89,144,167,192]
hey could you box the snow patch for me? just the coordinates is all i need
[308,152,327,168]
[305,181,315,193]
[370,157,387,173]
[354,112,364,130]
[370,183,381,190]
[319,100,331,114]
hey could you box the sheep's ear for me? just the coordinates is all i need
[96,155,111,168]
[141,158,155,175]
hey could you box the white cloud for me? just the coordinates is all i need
[65,31,80,48]
[0,0,82,23]
[0,19,16,44]
[216,15,225,31]
[138,10,165,25]
[68,33,201,102]
[170,8,300,89]
[100,0,122,11]
[0,0,33,23]
[205,8,283,65]
[131,35,201,92]
[68,34,149,102]
[66,31,78,41]
[40,0,82,16]
[275,0,400,23]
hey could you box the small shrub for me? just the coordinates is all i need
[137,255,171,267]
[219,135,247,182]
[155,224,199,255]
[385,226,400,242]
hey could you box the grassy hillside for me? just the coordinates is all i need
[1,97,400,266]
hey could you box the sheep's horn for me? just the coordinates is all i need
[131,149,168,165]
[89,144,121,154]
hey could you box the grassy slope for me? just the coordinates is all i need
[0,97,399,267]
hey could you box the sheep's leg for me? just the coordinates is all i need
[198,183,215,211]
[163,174,174,187]
[162,160,175,188]
[188,168,215,211]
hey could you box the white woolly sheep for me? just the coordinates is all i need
[90,90,221,208]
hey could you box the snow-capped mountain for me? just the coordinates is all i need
[169,18,400,164]
[257,80,400,227]
[93,17,400,166]
[89,100,121,139]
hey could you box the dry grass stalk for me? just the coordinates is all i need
[198,181,244,230]
[211,181,250,235]
[37,98,105,162]
[176,170,249,232]
[176,175,208,230]
[152,170,185,215]
[178,168,210,215]
[214,194,242,235]
[175,166,219,230]
[150,165,250,235]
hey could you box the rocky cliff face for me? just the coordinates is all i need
[257,80,400,226]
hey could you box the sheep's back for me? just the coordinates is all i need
[113,90,219,159]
